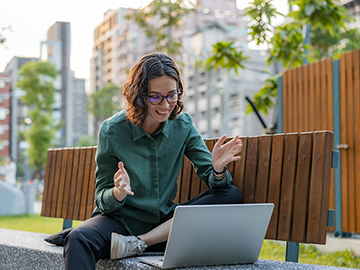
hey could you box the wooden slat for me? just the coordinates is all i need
[291,132,313,242]
[277,133,299,241]
[303,64,310,131]
[307,131,333,244]
[79,148,93,220]
[315,61,321,130]
[66,148,80,220]
[266,134,285,240]
[288,69,294,132]
[354,50,360,233]
[243,137,259,203]
[320,59,327,130]
[72,148,87,220]
[255,135,272,203]
[283,71,289,132]
[45,149,58,217]
[201,139,215,192]
[309,63,316,131]
[232,137,247,196]
[62,148,74,219]
[86,147,97,219]
[56,149,69,217]
[41,150,53,217]
[180,156,192,203]
[50,149,63,217]
[297,66,304,131]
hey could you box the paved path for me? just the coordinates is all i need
[33,201,360,256]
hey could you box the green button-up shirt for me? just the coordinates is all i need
[93,110,233,236]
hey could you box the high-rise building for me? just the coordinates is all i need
[90,0,272,137]
[4,56,38,160]
[41,21,88,146]
[341,0,360,27]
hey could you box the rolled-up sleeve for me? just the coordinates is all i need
[94,124,127,213]
[184,119,232,188]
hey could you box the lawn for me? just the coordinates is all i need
[0,214,359,268]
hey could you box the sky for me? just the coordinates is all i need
[0,0,288,80]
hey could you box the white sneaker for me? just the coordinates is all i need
[110,233,147,260]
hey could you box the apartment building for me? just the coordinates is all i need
[90,0,272,137]
[4,56,38,160]
[41,21,88,146]
[0,74,11,157]
[341,0,360,27]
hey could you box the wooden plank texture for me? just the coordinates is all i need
[277,133,298,241]
[265,134,285,240]
[291,132,313,242]
[243,137,259,203]
[56,149,69,218]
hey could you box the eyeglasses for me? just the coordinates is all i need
[147,91,181,105]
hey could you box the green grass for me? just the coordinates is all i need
[259,240,360,268]
[0,214,359,268]
[0,214,82,234]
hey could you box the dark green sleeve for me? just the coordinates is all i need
[94,124,127,213]
[184,123,232,188]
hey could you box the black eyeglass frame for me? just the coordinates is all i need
[146,91,181,105]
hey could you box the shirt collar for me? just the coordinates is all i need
[132,120,170,141]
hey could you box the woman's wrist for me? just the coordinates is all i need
[212,165,226,180]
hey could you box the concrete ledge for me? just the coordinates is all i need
[0,228,352,270]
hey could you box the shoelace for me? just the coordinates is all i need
[126,238,146,255]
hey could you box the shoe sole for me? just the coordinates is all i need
[110,233,118,260]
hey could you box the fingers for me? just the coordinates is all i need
[215,134,227,147]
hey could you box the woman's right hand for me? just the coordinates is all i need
[113,162,134,202]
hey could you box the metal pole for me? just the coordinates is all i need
[332,59,342,237]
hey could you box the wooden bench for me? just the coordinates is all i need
[41,130,337,262]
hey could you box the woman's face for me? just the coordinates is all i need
[144,75,177,131]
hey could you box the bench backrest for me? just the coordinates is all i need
[41,130,334,245]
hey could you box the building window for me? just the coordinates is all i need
[0,80,5,88]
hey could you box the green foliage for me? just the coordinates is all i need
[0,26,12,46]
[246,75,279,116]
[205,41,249,75]
[244,0,284,45]
[87,83,122,125]
[75,135,97,147]
[127,0,196,57]
[309,11,360,60]
[268,23,310,69]
[290,0,347,36]
[246,0,355,117]
[16,61,59,172]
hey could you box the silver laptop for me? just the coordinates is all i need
[138,203,274,269]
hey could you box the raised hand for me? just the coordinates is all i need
[211,134,242,172]
[113,162,134,202]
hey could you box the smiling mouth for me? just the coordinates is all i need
[156,110,169,115]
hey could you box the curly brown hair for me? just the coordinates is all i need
[123,52,185,126]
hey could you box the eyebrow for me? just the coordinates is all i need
[148,89,177,95]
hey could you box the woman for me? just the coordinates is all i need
[63,52,243,269]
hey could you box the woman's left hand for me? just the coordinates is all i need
[211,134,242,172]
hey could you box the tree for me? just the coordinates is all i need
[0,26,12,47]
[16,61,59,177]
[242,0,359,117]
[87,83,123,133]
[127,0,196,58]
[205,41,249,75]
